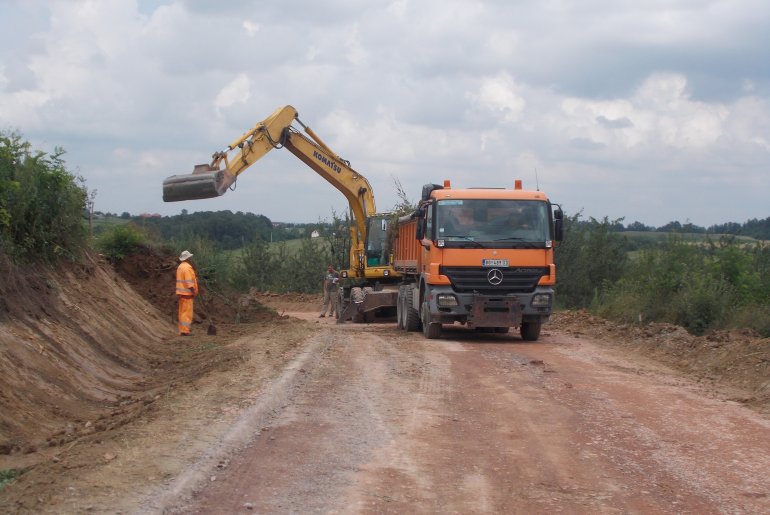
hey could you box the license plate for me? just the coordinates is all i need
[482,259,509,267]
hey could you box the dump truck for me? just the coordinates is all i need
[387,180,563,340]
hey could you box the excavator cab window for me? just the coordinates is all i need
[365,215,389,266]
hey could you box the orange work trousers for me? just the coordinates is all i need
[177,296,194,335]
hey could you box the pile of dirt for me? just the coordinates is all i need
[553,310,770,414]
[0,248,281,468]
[111,246,278,326]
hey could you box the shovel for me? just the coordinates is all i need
[199,290,217,336]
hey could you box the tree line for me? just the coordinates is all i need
[594,218,770,240]
[96,211,329,250]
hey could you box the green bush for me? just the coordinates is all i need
[1,132,88,261]
[554,214,628,308]
[231,237,331,293]
[591,234,770,336]
[0,468,21,490]
[96,224,146,262]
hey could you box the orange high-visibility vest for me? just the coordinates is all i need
[176,261,198,297]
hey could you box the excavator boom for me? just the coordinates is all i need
[161,105,393,281]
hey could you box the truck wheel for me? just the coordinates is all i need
[351,287,365,323]
[404,287,420,332]
[421,300,441,339]
[396,285,405,330]
[520,321,541,341]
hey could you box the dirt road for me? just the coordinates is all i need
[146,312,769,514]
[3,256,768,513]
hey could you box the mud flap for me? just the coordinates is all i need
[467,295,522,328]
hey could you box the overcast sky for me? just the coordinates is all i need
[1,0,769,227]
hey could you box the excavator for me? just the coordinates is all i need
[162,105,400,321]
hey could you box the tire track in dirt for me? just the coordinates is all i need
[141,327,336,513]
[178,325,401,513]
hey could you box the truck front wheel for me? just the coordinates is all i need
[396,285,406,329]
[404,287,420,331]
[421,300,441,339]
[520,320,541,341]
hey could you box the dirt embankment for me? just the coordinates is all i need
[553,311,770,415]
[0,249,279,463]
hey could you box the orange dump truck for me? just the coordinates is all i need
[391,180,563,340]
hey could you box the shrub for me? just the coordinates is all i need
[96,224,146,262]
[0,468,21,490]
[555,214,628,308]
[1,132,88,261]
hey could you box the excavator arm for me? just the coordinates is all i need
[162,105,379,276]
[162,105,298,201]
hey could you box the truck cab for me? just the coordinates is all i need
[396,180,563,340]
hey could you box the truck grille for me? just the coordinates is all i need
[441,266,549,294]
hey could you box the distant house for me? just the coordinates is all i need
[311,230,320,238]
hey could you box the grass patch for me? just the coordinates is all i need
[0,468,21,489]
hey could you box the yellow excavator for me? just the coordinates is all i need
[162,105,400,320]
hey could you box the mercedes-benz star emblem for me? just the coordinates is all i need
[487,268,504,286]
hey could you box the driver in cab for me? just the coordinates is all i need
[443,206,474,235]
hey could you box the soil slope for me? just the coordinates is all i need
[0,249,277,463]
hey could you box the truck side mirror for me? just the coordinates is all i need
[553,208,564,242]
[414,206,428,241]
[415,206,426,240]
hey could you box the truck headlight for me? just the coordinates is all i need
[531,294,551,308]
[437,294,459,307]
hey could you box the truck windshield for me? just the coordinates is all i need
[436,199,550,245]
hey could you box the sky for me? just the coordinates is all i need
[1,0,769,228]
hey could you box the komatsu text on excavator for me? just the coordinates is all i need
[162,105,400,321]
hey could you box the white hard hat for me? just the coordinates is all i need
[179,250,193,261]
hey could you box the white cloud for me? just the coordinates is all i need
[344,25,369,66]
[242,20,259,37]
[214,74,252,113]
[468,72,526,124]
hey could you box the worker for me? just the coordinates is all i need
[176,250,199,336]
[319,265,339,318]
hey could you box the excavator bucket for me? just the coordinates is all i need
[162,164,231,202]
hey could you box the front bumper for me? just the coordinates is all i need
[426,286,553,328]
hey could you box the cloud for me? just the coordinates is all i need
[242,20,259,37]
[214,74,252,114]
[1,0,769,227]
[468,72,526,123]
